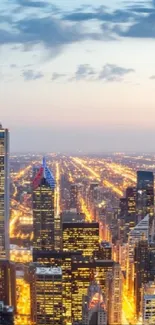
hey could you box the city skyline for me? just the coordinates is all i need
[1,0,155,151]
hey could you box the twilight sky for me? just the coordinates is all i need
[1,0,155,152]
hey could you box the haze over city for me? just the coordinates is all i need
[0,0,155,151]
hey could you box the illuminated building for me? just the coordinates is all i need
[106,263,122,325]
[33,250,82,325]
[134,240,149,317]
[70,183,83,213]
[30,266,63,325]
[137,171,154,236]
[0,302,14,325]
[95,241,112,260]
[71,258,117,323]
[32,157,56,256]
[62,222,99,257]
[0,123,9,259]
[127,214,149,293]
[142,282,155,325]
[82,282,107,325]
[126,186,137,230]
[0,260,16,309]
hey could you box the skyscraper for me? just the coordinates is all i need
[32,157,56,256]
[134,240,149,317]
[62,222,99,257]
[126,186,137,230]
[30,266,63,325]
[137,171,154,225]
[0,124,9,259]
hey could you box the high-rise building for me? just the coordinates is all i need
[62,222,99,257]
[137,171,154,234]
[32,157,56,256]
[82,281,107,325]
[142,282,155,325]
[0,124,9,259]
[0,302,14,325]
[106,263,122,325]
[126,186,137,230]
[30,266,63,325]
[127,214,149,293]
[0,260,16,309]
[134,240,150,317]
[71,258,119,323]
[32,250,82,325]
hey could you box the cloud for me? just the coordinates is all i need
[16,0,49,8]
[98,64,135,82]
[150,75,155,79]
[22,69,43,81]
[63,9,135,23]
[51,72,66,81]
[73,64,96,81]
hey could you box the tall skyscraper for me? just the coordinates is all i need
[134,240,149,317]
[126,186,137,230]
[0,260,16,308]
[32,157,56,256]
[62,222,99,257]
[137,171,154,231]
[30,266,63,325]
[0,124,9,259]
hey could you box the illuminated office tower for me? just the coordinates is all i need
[33,250,82,325]
[72,257,116,323]
[82,282,107,325]
[106,263,122,325]
[63,222,99,257]
[134,240,149,317]
[127,214,149,293]
[126,186,137,230]
[0,124,9,259]
[142,282,155,325]
[31,266,63,325]
[137,171,154,234]
[32,157,56,256]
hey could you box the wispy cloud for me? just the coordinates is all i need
[22,69,43,81]
[98,64,135,82]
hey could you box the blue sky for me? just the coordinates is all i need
[1,0,155,152]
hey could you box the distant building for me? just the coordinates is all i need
[0,124,9,259]
[0,302,14,325]
[62,222,99,257]
[126,186,137,230]
[70,183,83,213]
[32,157,58,257]
[30,266,63,325]
[137,171,154,236]
[82,282,107,325]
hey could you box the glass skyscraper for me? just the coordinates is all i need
[0,124,9,259]
[32,157,55,257]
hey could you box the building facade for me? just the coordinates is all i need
[0,124,9,259]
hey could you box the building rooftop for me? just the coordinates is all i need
[36,266,62,276]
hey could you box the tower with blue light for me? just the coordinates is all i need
[32,157,56,258]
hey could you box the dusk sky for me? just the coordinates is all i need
[1,0,155,152]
